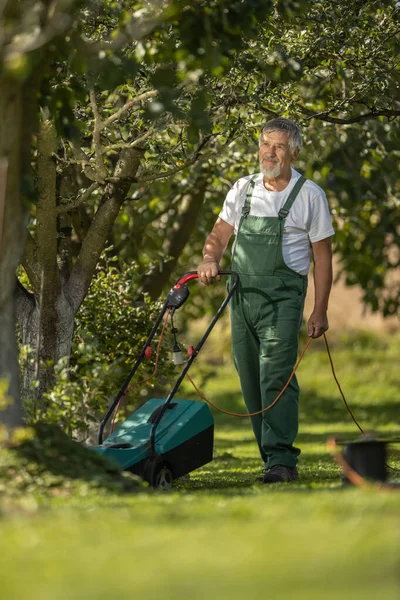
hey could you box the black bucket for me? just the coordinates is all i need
[342,439,387,484]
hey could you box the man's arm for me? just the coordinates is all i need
[308,237,333,338]
[197,217,234,285]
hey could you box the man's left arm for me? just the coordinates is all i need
[308,237,333,338]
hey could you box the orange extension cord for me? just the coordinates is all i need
[186,333,364,431]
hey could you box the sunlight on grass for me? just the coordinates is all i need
[0,330,399,599]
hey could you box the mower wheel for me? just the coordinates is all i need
[155,465,173,490]
[143,457,173,490]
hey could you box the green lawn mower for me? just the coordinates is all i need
[90,271,239,489]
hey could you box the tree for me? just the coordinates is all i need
[1,0,281,425]
[0,0,87,428]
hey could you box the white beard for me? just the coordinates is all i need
[260,162,281,179]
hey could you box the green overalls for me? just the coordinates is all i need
[230,175,308,469]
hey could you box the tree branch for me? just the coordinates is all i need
[300,106,400,124]
[65,148,144,312]
[52,153,92,169]
[137,136,212,184]
[102,128,155,154]
[57,182,99,214]
[67,139,99,182]
[89,89,106,180]
[3,1,80,60]
[102,90,158,130]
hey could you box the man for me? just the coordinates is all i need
[197,118,334,484]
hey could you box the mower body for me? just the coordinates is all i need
[90,398,214,481]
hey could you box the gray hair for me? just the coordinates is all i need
[258,118,303,154]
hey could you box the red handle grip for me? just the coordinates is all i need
[176,271,237,286]
[177,273,199,285]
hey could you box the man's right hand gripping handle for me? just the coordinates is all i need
[197,261,221,285]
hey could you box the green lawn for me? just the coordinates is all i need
[0,330,399,599]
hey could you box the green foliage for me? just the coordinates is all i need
[27,256,176,438]
[0,380,12,413]
[337,329,390,352]
[36,0,290,141]
[323,122,400,316]
[22,0,400,317]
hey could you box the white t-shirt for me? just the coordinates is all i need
[219,168,335,275]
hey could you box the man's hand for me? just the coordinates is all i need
[197,261,220,285]
[307,309,329,338]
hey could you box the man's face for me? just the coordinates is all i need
[258,130,297,179]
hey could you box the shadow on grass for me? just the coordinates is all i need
[214,438,255,451]
[207,388,352,428]
[300,390,400,427]
[175,470,343,495]
[177,446,400,495]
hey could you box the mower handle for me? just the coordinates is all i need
[176,270,239,286]
[98,269,239,445]
[148,269,240,451]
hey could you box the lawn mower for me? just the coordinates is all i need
[89,270,239,489]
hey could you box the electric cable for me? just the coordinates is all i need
[110,308,171,432]
[185,332,365,434]
[322,334,364,435]
[185,336,313,417]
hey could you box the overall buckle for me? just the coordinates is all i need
[278,208,289,220]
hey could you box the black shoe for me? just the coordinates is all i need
[262,465,298,484]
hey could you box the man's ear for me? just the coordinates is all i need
[291,148,300,162]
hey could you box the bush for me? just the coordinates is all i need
[23,256,176,440]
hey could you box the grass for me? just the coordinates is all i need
[0,329,400,599]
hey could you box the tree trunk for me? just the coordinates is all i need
[65,148,144,311]
[16,286,75,402]
[17,144,144,407]
[0,77,25,427]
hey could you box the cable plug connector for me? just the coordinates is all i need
[172,343,184,365]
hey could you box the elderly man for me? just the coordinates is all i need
[197,118,334,484]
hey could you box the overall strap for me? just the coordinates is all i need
[241,175,258,217]
[278,175,306,220]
